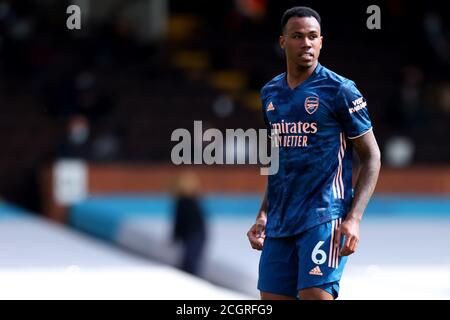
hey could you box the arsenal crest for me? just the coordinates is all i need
[305,96,319,114]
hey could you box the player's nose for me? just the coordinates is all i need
[301,39,312,48]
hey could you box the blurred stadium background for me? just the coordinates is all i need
[0,0,449,299]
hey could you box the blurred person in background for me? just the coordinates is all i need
[172,171,208,276]
[392,65,427,129]
[247,7,381,300]
[54,112,121,162]
[55,114,93,160]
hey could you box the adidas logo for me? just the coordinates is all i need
[309,266,323,276]
[267,102,275,111]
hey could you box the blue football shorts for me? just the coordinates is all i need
[257,218,348,299]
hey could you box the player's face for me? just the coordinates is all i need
[280,17,322,69]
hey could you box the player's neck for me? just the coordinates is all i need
[286,61,318,89]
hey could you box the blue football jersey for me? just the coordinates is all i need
[261,62,372,237]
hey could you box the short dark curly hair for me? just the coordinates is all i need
[281,6,321,34]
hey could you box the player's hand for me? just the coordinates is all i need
[335,216,360,256]
[247,218,266,251]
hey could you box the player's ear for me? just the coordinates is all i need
[319,36,323,50]
[279,35,285,50]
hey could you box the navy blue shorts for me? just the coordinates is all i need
[258,218,348,299]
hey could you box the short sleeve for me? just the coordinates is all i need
[335,81,373,139]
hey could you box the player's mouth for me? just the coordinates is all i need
[299,52,314,61]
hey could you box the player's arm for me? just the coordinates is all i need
[248,91,270,251]
[336,130,381,256]
[247,185,268,251]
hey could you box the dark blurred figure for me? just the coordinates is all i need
[54,113,121,161]
[172,172,208,276]
[423,11,449,66]
[398,65,426,127]
[47,70,114,122]
[387,65,427,129]
[56,114,93,159]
